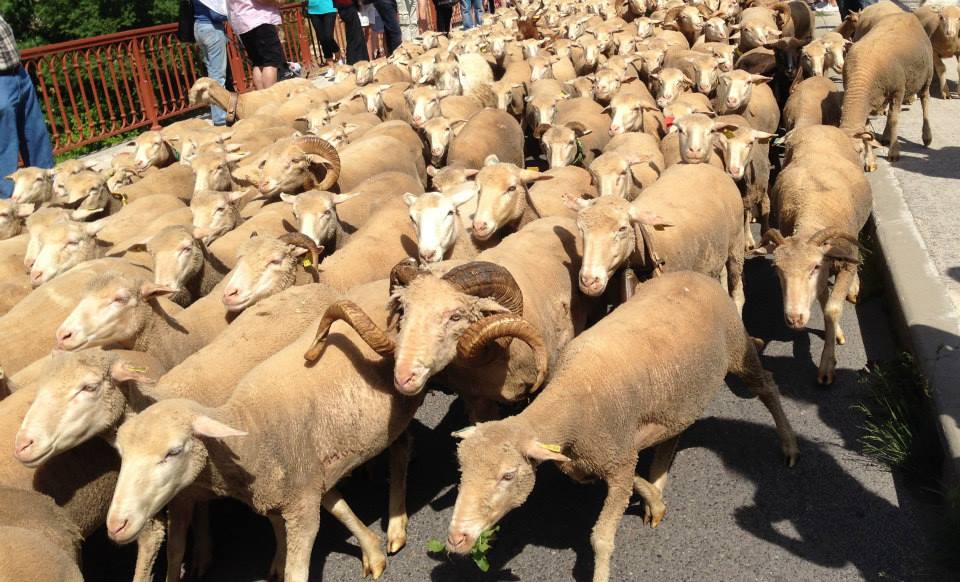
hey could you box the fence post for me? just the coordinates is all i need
[296,9,312,69]
[130,38,161,130]
[226,26,249,93]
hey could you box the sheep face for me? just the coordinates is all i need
[519,39,544,60]
[540,123,591,169]
[192,151,242,193]
[565,77,594,100]
[713,124,774,180]
[257,141,336,197]
[6,167,53,205]
[448,422,568,554]
[707,44,736,72]
[404,187,477,263]
[14,350,147,467]
[528,57,555,82]
[615,34,637,56]
[407,87,443,127]
[525,94,561,135]
[633,17,657,39]
[53,170,109,212]
[472,162,552,240]
[0,199,26,240]
[56,275,169,351]
[608,92,652,135]
[715,71,769,114]
[391,276,508,394]
[651,68,692,109]
[190,191,243,245]
[592,69,623,103]
[148,225,204,292]
[435,62,462,95]
[703,17,729,43]
[940,6,960,40]
[636,49,666,78]
[51,159,93,203]
[30,220,104,287]
[672,114,717,164]
[573,196,638,295]
[491,81,525,118]
[421,117,460,167]
[768,238,837,329]
[106,163,141,194]
[108,400,244,544]
[739,22,779,52]
[281,190,356,246]
[354,61,376,85]
[23,207,70,271]
[590,153,633,199]
[132,131,172,170]
[579,37,602,68]
[689,54,720,95]
[221,237,307,312]
[800,40,828,78]
[409,56,438,84]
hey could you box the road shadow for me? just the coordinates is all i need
[681,417,934,581]
[880,140,960,181]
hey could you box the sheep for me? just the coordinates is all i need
[570,163,745,310]
[247,136,342,198]
[660,113,727,168]
[711,115,776,249]
[650,67,693,108]
[404,186,486,263]
[852,0,904,40]
[664,49,722,95]
[523,78,569,131]
[280,190,360,249]
[840,13,934,161]
[28,218,108,287]
[190,189,248,245]
[694,42,738,73]
[737,6,782,52]
[421,116,468,167]
[470,158,556,241]
[714,70,781,133]
[5,166,54,205]
[51,170,118,219]
[538,100,612,169]
[188,76,308,122]
[735,46,777,77]
[0,380,165,582]
[447,108,525,170]
[781,124,878,173]
[915,5,960,99]
[106,279,420,582]
[662,91,715,119]
[95,193,186,248]
[114,162,197,205]
[0,199,29,241]
[783,76,844,131]
[0,487,84,582]
[589,132,664,199]
[191,148,247,193]
[756,149,872,385]
[799,38,831,78]
[219,233,322,311]
[446,271,797,582]
[144,224,230,306]
[819,31,850,73]
[131,130,178,170]
[306,217,589,422]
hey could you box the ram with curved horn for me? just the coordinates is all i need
[754,137,872,385]
[247,136,342,197]
[305,216,594,422]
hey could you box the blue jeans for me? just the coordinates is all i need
[194,21,227,126]
[0,68,54,198]
[461,0,483,29]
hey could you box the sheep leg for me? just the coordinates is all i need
[817,266,854,386]
[591,469,634,582]
[734,335,799,465]
[743,208,756,251]
[726,249,745,316]
[920,86,933,147]
[934,58,949,99]
[189,503,214,579]
[267,515,287,582]
[847,270,861,304]
[386,431,411,554]
[759,193,771,234]
[322,489,387,579]
[882,93,903,161]
[649,435,680,494]
[132,516,165,582]
[632,476,666,528]
[282,495,323,582]
[165,497,193,582]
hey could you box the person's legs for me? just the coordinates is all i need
[193,21,227,125]
[435,2,452,32]
[472,0,483,26]
[320,13,341,60]
[253,24,283,89]
[460,0,474,28]
[338,4,369,64]
[372,0,402,55]
[0,75,18,198]
[15,70,54,169]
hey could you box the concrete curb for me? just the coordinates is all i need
[869,162,960,484]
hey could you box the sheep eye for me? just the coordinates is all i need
[618,225,629,233]
[447,210,455,217]
[113,295,128,304]
[270,257,283,266]
[501,469,517,481]
[214,207,225,214]
[449,313,462,322]
[178,246,191,256]
[165,445,183,459]
[81,383,99,393]
[322,209,332,216]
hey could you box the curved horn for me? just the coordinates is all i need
[807,227,859,248]
[456,314,548,392]
[304,300,395,362]
[279,232,323,271]
[442,262,523,315]
[761,228,787,246]
[389,258,422,297]
[295,136,341,191]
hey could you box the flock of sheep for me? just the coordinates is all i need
[0,0,953,580]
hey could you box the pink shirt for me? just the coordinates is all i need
[227,0,282,35]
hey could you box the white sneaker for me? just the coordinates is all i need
[816,3,839,12]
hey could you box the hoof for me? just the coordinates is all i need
[784,446,798,468]
[817,368,835,386]
[846,292,859,304]
[362,552,387,579]
[643,500,667,529]
[386,532,407,555]
[836,331,846,346]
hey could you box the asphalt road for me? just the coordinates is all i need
[78,232,945,582]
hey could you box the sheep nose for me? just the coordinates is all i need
[420,250,438,262]
[55,329,73,348]
[785,313,805,329]
[726,98,738,108]
[223,287,240,300]
[29,270,44,285]
[473,221,491,235]
[108,517,130,540]
[14,435,34,460]
[447,533,468,551]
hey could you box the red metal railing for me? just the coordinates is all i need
[19,1,456,156]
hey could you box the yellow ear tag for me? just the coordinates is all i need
[112,191,129,205]
[302,257,313,268]
[539,443,563,453]
[526,166,540,171]
[125,365,147,373]
[722,129,736,140]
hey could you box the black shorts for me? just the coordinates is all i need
[239,23,285,69]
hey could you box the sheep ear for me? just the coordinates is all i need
[562,192,591,212]
[332,192,359,204]
[451,426,477,440]
[449,184,478,207]
[627,206,672,228]
[750,74,772,84]
[519,170,554,184]
[402,192,419,207]
[483,154,500,167]
[84,218,108,236]
[752,130,776,144]
[450,119,468,135]
[523,440,571,463]
[110,360,156,385]
[140,282,176,300]
[280,193,297,204]
[287,245,312,258]
[192,415,247,439]
[227,190,247,203]
[224,151,248,164]
[564,121,592,137]
[426,165,438,177]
